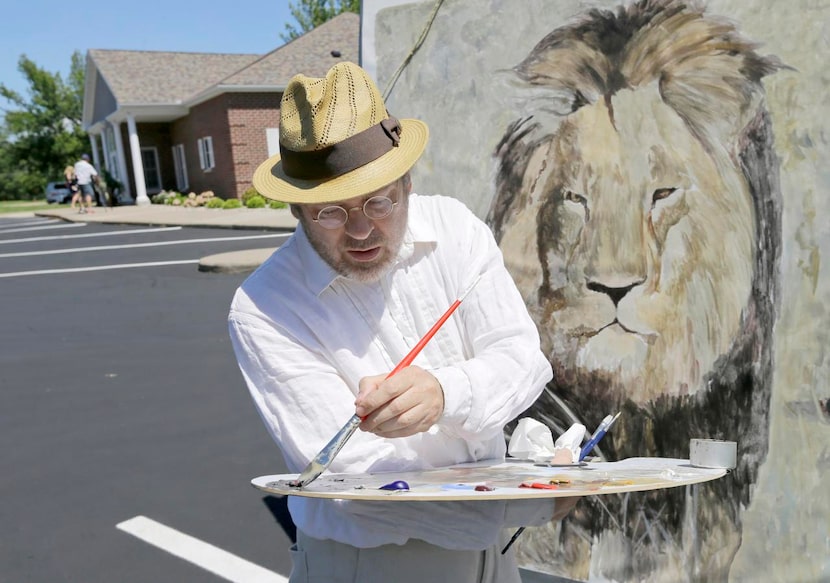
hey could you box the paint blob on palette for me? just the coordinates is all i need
[254,458,727,502]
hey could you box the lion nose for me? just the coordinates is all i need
[586,280,641,306]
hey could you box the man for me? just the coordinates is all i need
[228,62,575,583]
[72,154,98,213]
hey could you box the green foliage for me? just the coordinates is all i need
[102,168,122,193]
[245,195,266,208]
[0,200,56,214]
[241,186,261,204]
[242,185,286,209]
[151,189,222,208]
[148,189,283,211]
[0,52,88,200]
[158,190,187,206]
[151,190,181,204]
[281,0,360,42]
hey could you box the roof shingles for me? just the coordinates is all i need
[221,12,360,87]
[89,12,360,106]
[90,51,259,105]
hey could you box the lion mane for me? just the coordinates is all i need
[488,0,783,579]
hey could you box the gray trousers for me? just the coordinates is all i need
[290,530,521,583]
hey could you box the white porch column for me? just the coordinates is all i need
[99,129,111,173]
[126,113,150,205]
[88,134,102,170]
[111,121,132,200]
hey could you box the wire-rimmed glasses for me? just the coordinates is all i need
[312,195,398,229]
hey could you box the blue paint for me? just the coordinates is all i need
[379,480,410,491]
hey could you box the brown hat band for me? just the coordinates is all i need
[279,116,402,180]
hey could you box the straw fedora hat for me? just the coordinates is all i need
[253,62,429,204]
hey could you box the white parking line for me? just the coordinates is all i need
[117,516,288,583]
[0,225,183,245]
[0,260,200,278]
[0,218,59,229]
[0,222,86,234]
[0,233,288,258]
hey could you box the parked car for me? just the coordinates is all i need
[45,181,72,204]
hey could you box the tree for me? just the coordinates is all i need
[0,51,87,200]
[282,0,360,42]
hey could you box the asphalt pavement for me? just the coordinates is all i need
[35,203,298,274]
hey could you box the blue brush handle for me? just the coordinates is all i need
[579,429,608,461]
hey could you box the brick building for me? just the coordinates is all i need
[80,13,359,203]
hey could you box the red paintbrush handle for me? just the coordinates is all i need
[361,275,480,418]
[386,298,462,378]
[356,298,464,421]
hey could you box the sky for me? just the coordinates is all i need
[1,0,297,107]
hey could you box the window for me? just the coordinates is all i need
[197,136,215,171]
[266,128,280,157]
[172,144,189,191]
[140,147,162,193]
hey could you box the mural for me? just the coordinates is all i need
[366,0,829,581]
[487,1,780,579]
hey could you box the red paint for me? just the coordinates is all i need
[519,481,559,490]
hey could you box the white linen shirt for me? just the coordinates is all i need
[228,193,555,550]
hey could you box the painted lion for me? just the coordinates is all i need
[488,1,783,580]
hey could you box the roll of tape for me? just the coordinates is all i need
[689,439,737,469]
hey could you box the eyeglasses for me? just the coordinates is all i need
[312,195,398,230]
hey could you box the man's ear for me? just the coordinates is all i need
[289,204,301,219]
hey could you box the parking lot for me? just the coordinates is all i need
[0,215,295,582]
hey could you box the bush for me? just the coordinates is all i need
[152,189,218,206]
[102,169,123,194]
[148,187,286,211]
[245,195,266,208]
[151,190,179,204]
[241,187,261,204]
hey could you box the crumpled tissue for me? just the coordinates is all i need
[508,418,586,464]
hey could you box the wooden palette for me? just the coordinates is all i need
[251,457,726,501]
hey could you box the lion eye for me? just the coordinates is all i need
[652,187,677,204]
[564,190,587,205]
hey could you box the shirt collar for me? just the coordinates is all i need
[295,223,339,296]
[298,193,437,297]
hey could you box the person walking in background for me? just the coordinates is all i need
[73,154,98,213]
[65,165,81,212]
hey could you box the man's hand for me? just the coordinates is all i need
[355,365,444,438]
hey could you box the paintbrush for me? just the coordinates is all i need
[289,275,482,488]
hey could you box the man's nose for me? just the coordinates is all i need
[344,210,374,239]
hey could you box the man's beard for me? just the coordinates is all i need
[313,232,402,282]
[300,202,408,283]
